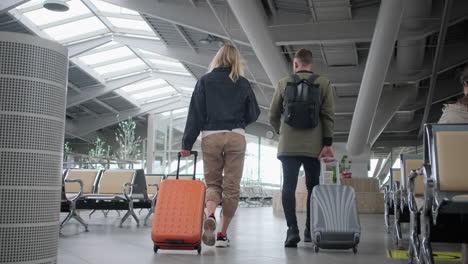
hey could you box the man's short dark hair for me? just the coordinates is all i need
[294,48,313,66]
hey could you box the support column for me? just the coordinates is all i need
[146,114,155,174]
[347,0,404,155]
[226,0,289,86]
[0,32,68,263]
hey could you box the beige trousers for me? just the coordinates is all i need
[202,132,246,217]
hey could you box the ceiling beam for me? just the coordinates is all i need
[92,99,119,113]
[67,35,114,58]
[101,0,250,46]
[67,71,152,107]
[0,0,28,13]
[418,0,453,137]
[269,1,468,45]
[101,0,468,46]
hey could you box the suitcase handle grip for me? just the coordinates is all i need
[176,151,198,180]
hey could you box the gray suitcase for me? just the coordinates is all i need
[310,184,361,253]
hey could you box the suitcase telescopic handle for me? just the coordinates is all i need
[176,151,198,180]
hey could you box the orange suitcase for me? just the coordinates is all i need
[151,151,206,254]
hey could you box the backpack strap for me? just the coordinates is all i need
[291,74,302,84]
[305,74,320,86]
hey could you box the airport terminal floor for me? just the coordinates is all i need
[58,208,462,264]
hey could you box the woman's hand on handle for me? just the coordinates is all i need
[180,150,191,157]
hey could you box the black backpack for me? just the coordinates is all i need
[283,74,321,129]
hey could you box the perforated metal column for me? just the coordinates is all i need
[0,32,68,264]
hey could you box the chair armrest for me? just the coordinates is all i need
[64,179,83,202]
[148,183,159,201]
[123,183,137,200]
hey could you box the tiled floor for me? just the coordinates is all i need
[58,208,461,264]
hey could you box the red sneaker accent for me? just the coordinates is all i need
[217,232,226,238]
[209,213,215,218]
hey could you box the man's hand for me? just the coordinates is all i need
[180,150,191,157]
[318,146,334,161]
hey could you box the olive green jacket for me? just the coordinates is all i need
[269,71,335,158]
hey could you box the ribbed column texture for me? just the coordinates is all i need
[0,32,68,264]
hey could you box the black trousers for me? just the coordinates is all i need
[279,156,320,229]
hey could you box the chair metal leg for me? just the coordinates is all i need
[144,199,156,226]
[61,202,89,232]
[409,211,421,264]
[88,209,96,218]
[73,212,89,232]
[420,214,434,264]
[60,212,74,231]
[144,208,153,226]
[103,210,109,217]
[120,200,139,227]
[384,204,390,234]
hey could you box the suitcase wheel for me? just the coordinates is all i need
[153,245,159,254]
[313,245,319,253]
[352,246,357,254]
[197,245,202,255]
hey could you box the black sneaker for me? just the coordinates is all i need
[215,232,230,247]
[284,227,301,247]
[304,228,312,242]
[202,214,216,246]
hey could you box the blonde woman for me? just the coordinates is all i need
[181,44,260,247]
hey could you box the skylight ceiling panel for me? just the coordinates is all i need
[43,16,108,42]
[22,0,91,26]
[78,46,135,66]
[149,59,187,72]
[90,0,139,15]
[107,17,154,32]
[132,86,176,101]
[121,78,169,94]
[93,58,146,75]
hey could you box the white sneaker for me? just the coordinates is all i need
[202,216,216,246]
[215,232,230,248]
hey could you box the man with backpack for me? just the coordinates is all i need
[269,48,335,247]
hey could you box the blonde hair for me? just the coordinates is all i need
[209,44,244,81]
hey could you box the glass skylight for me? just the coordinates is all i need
[149,59,187,72]
[43,16,108,42]
[107,17,153,32]
[79,46,135,65]
[93,58,146,75]
[23,0,90,26]
[13,0,194,110]
[158,70,192,77]
[90,0,139,15]
[132,86,176,100]
[121,79,168,93]
[137,49,179,62]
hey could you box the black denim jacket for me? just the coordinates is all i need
[182,67,260,150]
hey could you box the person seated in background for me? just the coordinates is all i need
[438,66,468,124]
[437,65,468,264]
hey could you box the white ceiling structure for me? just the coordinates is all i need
[1,0,468,156]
